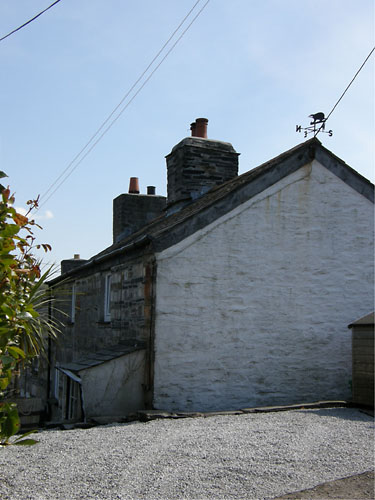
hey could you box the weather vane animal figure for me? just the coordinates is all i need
[309,112,325,124]
[296,112,332,137]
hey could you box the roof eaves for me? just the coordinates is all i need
[48,233,151,286]
[314,145,374,202]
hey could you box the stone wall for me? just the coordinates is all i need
[166,137,239,207]
[52,253,154,363]
[113,193,166,242]
[50,251,155,420]
[153,160,374,412]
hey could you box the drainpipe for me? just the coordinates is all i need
[46,287,52,422]
[144,257,157,409]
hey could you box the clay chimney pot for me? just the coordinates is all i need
[194,118,208,138]
[128,177,140,194]
[190,121,197,137]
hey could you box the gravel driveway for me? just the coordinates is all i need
[0,407,373,500]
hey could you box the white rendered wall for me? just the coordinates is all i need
[153,161,374,412]
[80,350,145,418]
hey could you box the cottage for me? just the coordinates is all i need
[48,119,374,421]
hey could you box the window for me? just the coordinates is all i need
[104,274,112,322]
[58,369,82,421]
[70,284,76,323]
[65,378,81,421]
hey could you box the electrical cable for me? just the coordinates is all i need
[0,0,62,42]
[315,46,375,137]
[37,0,210,211]
[39,0,203,203]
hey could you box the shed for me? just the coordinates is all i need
[56,342,146,421]
[349,312,374,408]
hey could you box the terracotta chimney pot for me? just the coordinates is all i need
[190,121,197,137]
[194,118,208,138]
[128,177,140,194]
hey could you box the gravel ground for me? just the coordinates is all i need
[0,408,373,500]
[274,470,374,499]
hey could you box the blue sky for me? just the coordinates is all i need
[1,0,374,271]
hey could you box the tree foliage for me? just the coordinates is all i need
[0,172,59,445]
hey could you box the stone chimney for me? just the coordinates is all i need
[61,254,87,275]
[166,118,239,210]
[113,178,166,243]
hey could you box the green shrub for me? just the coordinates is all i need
[0,172,59,445]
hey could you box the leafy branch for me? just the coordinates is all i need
[0,171,60,445]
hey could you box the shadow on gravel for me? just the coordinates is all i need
[298,408,374,423]
[272,471,374,499]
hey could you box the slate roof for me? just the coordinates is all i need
[59,341,146,373]
[50,137,374,284]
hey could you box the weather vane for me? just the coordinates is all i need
[296,112,333,138]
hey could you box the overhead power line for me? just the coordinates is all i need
[37,0,210,210]
[0,0,62,42]
[39,0,204,204]
[315,46,375,137]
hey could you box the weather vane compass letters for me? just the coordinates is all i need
[296,112,333,138]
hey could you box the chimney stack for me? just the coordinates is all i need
[166,118,239,210]
[113,178,166,243]
[61,254,87,275]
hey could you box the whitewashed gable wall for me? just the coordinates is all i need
[153,160,374,411]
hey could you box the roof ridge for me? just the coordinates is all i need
[50,137,372,283]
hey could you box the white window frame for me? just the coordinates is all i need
[104,274,112,322]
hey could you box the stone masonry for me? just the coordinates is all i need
[166,137,239,208]
[53,253,153,364]
[113,193,166,243]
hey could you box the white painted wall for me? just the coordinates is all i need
[154,161,374,411]
[80,350,145,418]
